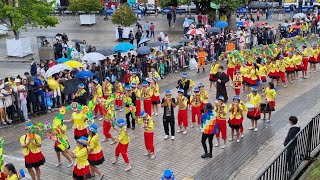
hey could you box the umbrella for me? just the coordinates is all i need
[215,21,228,29]
[187,29,204,35]
[138,38,151,45]
[137,46,151,55]
[97,48,115,56]
[185,19,194,24]
[255,21,266,27]
[55,58,70,63]
[71,39,83,44]
[114,42,135,53]
[180,39,192,43]
[147,42,163,47]
[207,27,221,33]
[293,25,301,29]
[81,52,106,64]
[293,13,306,19]
[65,60,83,68]
[46,64,72,77]
[75,71,94,78]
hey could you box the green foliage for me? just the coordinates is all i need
[307,160,320,180]
[0,0,59,39]
[178,0,191,5]
[69,0,102,14]
[111,3,137,27]
[211,0,242,11]
[160,0,177,7]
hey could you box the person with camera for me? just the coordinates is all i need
[1,83,14,125]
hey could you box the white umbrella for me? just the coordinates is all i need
[293,13,306,19]
[81,52,106,64]
[45,64,72,77]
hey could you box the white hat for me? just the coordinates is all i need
[15,79,21,83]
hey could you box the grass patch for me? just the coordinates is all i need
[307,159,320,180]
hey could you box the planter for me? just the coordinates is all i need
[80,14,96,25]
[6,37,32,57]
[115,27,134,39]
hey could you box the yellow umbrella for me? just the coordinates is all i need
[64,60,83,68]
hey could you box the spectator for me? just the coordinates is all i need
[256,9,261,21]
[284,116,300,174]
[150,23,155,38]
[1,83,14,124]
[135,30,142,47]
[30,58,37,76]
[19,86,30,122]
[118,25,123,42]
[163,34,170,50]
[172,10,176,24]
[279,6,284,21]
[284,116,300,146]
[128,31,134,44]
[167,11,172,27]
[144,21,150,38]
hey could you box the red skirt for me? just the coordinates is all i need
[269,100,275,110]
[247,107,261,120]
[25,151,46,168]
[73,164,90,179]
[74,128,88,140]
[209,74,217,82]
[242,76,248,84]
[88,151,105,166]
[103,95,110,100]
[309,57,317,64]
[151,95,160,104]
[228,117,243,129]
[317,54,320,63]
[246,63,252,67]
[246,78,258,86]
[268,71,280,79]
[303,57,309,71]
[227,67,235,79]
[235,65,241,72]
[259,76,267,82]
[295,64,302,71]
[285,66,295,73]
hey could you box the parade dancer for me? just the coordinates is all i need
[138,111,156,159]
[176,72,194,109]
[239,99,248,138]
[309,43,318,73]
[293,50,303,79]
[257,61,267,90]
[87,124,105,179]
[190,87,201,128]
[100,99,117,145]
[2,163,19,180]
[279,57,288,88]
[20,123,46,180]
[131,82,141,118]
[112,119,132,172]
[261,82,277,122]
[302,44,309,78]
[64,102,88,140]
[226,56,235,86]
[92,79,105,121]
[247,86,261,132]
[214,96,228,149]
[233,70,242,96]
[130,70,140,84]
[200,103,216,158]
[65,136,91,180]
[141,81,153,116]
[161,90,176,140]
[199,82,208,114]
[228,96,243,143]
[284,52,295,84]
[124,85,136,130]
[209,58,220,91]
[176,88,188,134]
[102,77,113,100]
[115,79,124,112]
[151,78,160,116]
[197,48,208,73]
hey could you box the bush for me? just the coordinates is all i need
[69,0,102,14]
[307,159,320,180]
[112,3,137,27]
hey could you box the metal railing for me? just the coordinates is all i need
[257,113,320,180]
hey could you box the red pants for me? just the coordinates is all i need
[191,106,201,124]
[103,95,110,100]
[115,99,123,108]
[235,88,240,96]
[115,142,129,163]
[303,57,309,72]
[144,132,154,153]
[94,103,105,116]
[178,109,188,127]
[279,72,286,83]
[103,120,112,138]
[135,100,141,117]
[227,67,235,80]
[216,119,227,140]
[143,99,152,116]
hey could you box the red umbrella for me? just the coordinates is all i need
[255,21,265,27]
[187,29,205,35]
[293,25,301,29]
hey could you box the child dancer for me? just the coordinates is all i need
[64,103,88,140]
[138,111,156,159]
[233,70,242,96]
[101,99,117,144]
[209,58,220,91]
[141,81,153,116]
[199,82,208,114]
[176,89,189,134]
[190,87,201,128]
[228,96,243,143]
[115,79,124,112]
[302,44,309,78]
[131,82,141,118]
[151,78,160,116]
[214,96,228,149]
[92,79,105,121]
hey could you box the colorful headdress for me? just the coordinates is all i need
[77,136,88,146]
[177,88,184,93]
[87,124,98,134]
[116,118,126,128]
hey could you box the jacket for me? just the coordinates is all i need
[283,125,300,146]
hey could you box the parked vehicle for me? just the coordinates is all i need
[138,3,157,14]
[179,2,197,13]
[248,1,272,10]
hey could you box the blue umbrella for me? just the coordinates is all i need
[215,21,228,29]
[114,42,135,53]
[185,19,194,24]
[75,71,95,78]
[56,58,70,63]
[137,46,151,55]
[138,38,151,45]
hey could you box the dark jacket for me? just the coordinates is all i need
[284,125,301,146]
[30,62,37,76]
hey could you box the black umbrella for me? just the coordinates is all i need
[207,27,221,33]
[71,39,83,44]
[97,48,115,56]
[180,39,192,43]
[147,42,163,47]
[137,46,151,55]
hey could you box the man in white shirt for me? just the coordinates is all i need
[1,83,13,124]
[183,18,190,34]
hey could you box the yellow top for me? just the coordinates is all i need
[268,61,280,73]
[143,117,154,132]
[233,74,243,83]
[214,104,228,119]
[152,83,160,96]
[115,82,124,93]
[73,146,89,169]
[210,63,220,74]
[227,58,235,68]
[248,68,258,80]
[141,87,153,99]
[240,66,249,77]
[104,82,113,95]
[302,48,309,57]
[75,89,86,98]
[132,88,141,98]
[190,94,201,107]
[265,87,276,101]
[20,134,41,156]
[72,112,87,130]
[293,54,302,65]
[200,90,208,103]
[239,100,248,112]
[105,107,115,120]
[148,71,160,79]
[118,127,130,144]
[7,174,19,180]
[88,134,102,154]
[284,57,295,68]
[177,96,188,109]
[279,61,287,72]
[53,124,68,141]
[130,76,140,84]
[229,104,243,119]
[248,93,261,107]
[94,84,103,98]
[310,48,317,57]
[257,64,268,76]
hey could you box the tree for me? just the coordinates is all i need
[112,3,137,27]
[0,0,59,39]
[69,0,102,14]
[160,0,178,7]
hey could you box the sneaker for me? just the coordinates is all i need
[182,130,187,135]
[267,120,270,123]
[111,158,118,164]
[152,112,155,116]
[221,145,226,149]
[248,127,254,130]
[228,138,233,142]
[150,154,156,159]
[125,165,132,172]
[110,140,117,145]
[215,143,220,147]
[164,135,169,140]
[25,119,31,122]
[67,161,74,168]
[236,139,240,143]
[155,113,159,116]
[99,117,104,121]
[201,154,209,158]
[55,162,62,167]
[101,139,107,142]
[1,121,7,125]
[190,125,194,128]
[171,136,175,140]
[241,134,244,138]
[144,152,150,156]
[254,128,258,132]
[47,110,51,113]
[119,109,123,112]
[176,129,182,133]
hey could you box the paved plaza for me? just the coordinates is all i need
[1,14,319,180]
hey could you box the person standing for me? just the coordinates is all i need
[284,116,300,173]
[200,103,216,158]
[228,96,243,143]
[138,111,156,159]
[118,25,123,42]
[256,9,261,21]
[92,79,105,121]
[190,87,202,128]
[141,81,153,116]
[144,21,150,38]
[176,72,194,105]
[167,11,172,27]
[128,31,134,44]
[161,90,176,140]
[214,96,228,149]
[135,30,142,47]
[150,23,155,38]
[124,86,136,130]
[246,86,261,132]
[216,66,229,102]
[176,88,188,134]
[279,6,284,21]
[197,48,208,73]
